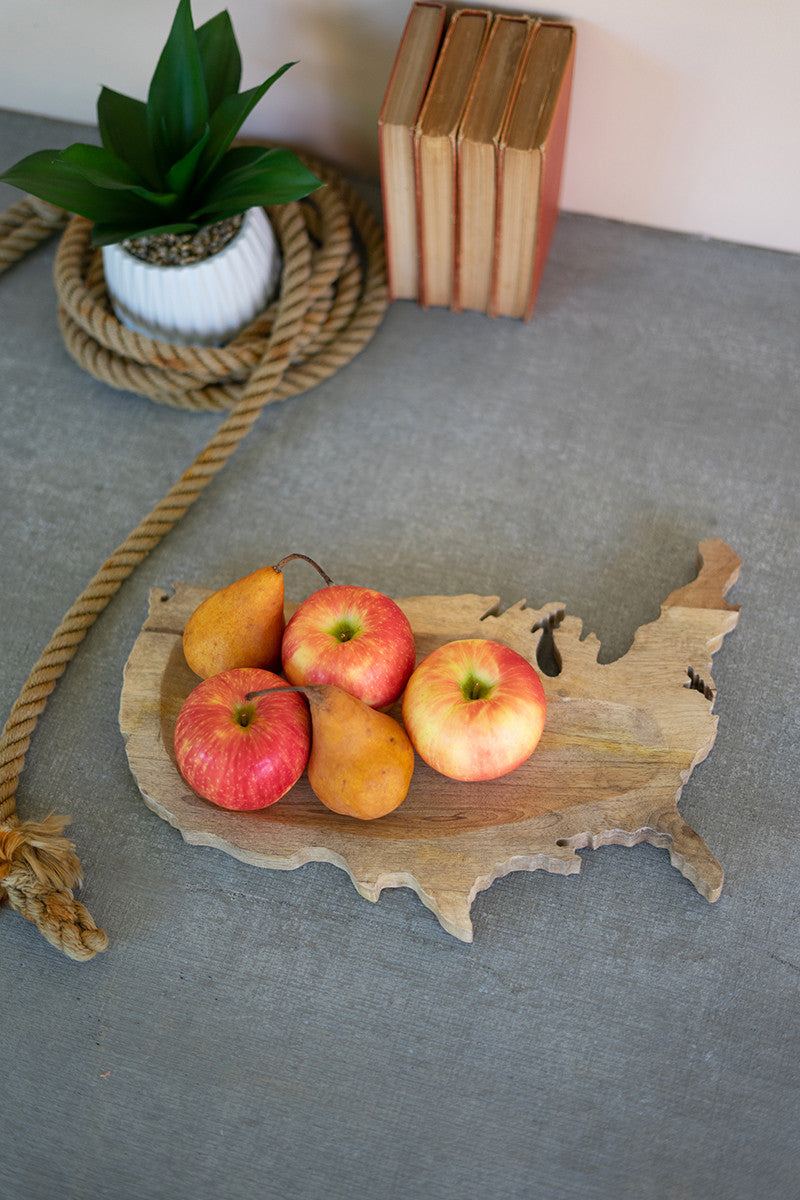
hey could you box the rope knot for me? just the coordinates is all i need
[0,812,82,886]
[0,814,108,960]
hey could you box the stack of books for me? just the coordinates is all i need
[378,4,576,320]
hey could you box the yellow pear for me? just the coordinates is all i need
[296,684,415,819]
[183,553,333,679]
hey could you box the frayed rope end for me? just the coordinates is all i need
[0,813,108,960]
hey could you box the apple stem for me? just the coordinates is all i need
[274,553,335,587]
[233,703,256,727]
[461,673,491,702]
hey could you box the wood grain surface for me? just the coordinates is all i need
[119,538,741,941]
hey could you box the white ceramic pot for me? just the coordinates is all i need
[102,206,281,346]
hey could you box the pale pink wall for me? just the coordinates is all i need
[1,0,797,253]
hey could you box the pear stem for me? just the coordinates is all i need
[274,553,334,587]
[246,684,319,703]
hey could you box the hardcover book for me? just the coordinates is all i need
[454,13,536,314]
[413,8,492,309]
[489,22,576,320]
[378,2,447,301]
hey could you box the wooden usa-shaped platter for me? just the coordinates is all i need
[119,539,740,941]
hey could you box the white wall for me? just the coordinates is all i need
[1,0,798,254]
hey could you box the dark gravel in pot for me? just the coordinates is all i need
[122,214,245,266]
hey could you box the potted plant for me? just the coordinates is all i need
[0,0,322,344]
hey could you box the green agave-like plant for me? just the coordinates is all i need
[0,0,322,246]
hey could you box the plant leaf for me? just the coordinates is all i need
[0,149,102,213]
[147,0,208,170]
[97,87,161,189]
[165,126,210,198]
[194,62,296,188]
[0,149,160,225]
[195,10,241,111]
[60,143,145,190]
[197,143,274,173]
[60,143,180,212]
[190,146,322,221]
[129,188,181,211]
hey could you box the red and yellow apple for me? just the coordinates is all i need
[401,638,546,781]
[281,584,416,709]
[174,667,310,810]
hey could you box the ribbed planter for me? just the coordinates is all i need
[101,206,281,345]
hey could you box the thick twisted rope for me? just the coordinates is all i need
[0,195,69,274]
[0,154,388,960]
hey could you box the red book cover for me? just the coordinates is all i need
[525,29,576,319]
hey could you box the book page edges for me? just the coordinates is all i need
[454,138,497,312]
[416,133,458,308]
[489,146,542,318]
[378,2,446,127]
[415,10,492,140]
[380,123,420,300]
[459,14,534,146]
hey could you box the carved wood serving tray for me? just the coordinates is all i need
[119,539,740,941]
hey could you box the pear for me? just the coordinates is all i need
[305,685,415,819]
[251,683,415,819]
[183,553,333,679]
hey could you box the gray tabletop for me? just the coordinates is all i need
[2,110,798,1200]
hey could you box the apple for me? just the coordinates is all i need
[174,667,310,810]
[281,584,416,709]
[401,638,546,781]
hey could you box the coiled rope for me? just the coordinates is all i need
[0,153,388,961]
